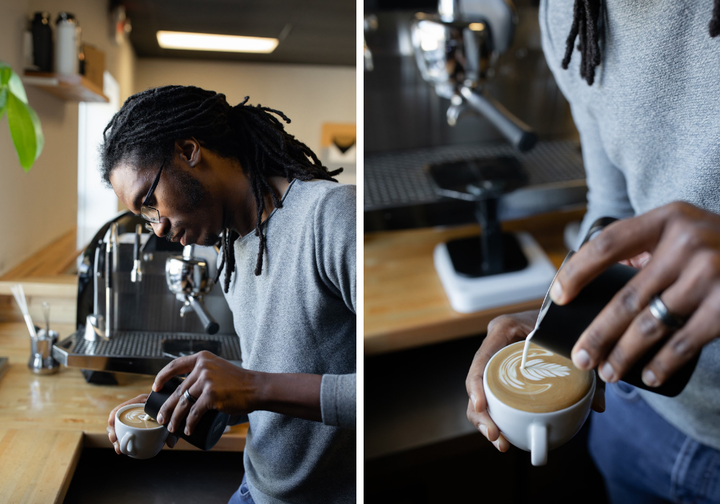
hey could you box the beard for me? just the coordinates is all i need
[165,167,221,246]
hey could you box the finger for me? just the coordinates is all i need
[492,433,510,452]
[642,286,720,387]
[158,375,197,432]
[167,434,179,449]
[183,389,211,437]
[552,212,668,305]
[571,234,687,372]
[169,381,204,436]
[597,254,712,382]
[466,398,500,442]
[153,354,199,392]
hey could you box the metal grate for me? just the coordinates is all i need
[364,140,585,211]
[68,330,242,360]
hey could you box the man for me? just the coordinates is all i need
[104,86,356,504]
[466,2,720,502]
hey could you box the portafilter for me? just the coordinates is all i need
[411,0,536,151]
[165,245,220,334]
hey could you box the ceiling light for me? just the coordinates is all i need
[156,31,279,53]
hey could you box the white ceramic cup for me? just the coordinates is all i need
[483,344,596,466]
[114,403,169,460]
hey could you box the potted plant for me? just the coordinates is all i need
[0,61,44,171]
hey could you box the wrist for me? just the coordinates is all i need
[250,370,273,412]
[246,372,323,422]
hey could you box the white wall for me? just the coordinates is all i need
[134,58,356,158]
[0,0,135,276]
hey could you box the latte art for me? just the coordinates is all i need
[499,347,570,395]
[119,406,162,429]
[486,342,593,413]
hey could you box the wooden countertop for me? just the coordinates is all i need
[0,321,247,503]
[364,209,585,355]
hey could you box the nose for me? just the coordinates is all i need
[152,217,171,237]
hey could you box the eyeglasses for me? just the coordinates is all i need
[140,160,165,229]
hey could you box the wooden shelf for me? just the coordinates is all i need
[23,71,108,103]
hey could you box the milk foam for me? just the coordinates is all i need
[120,407,160,429]
[499,346,571,396]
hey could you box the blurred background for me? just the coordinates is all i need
[363,0,608,502]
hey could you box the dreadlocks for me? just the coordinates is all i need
[101,85,341,292]
[563,0,720,86]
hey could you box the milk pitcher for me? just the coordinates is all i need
[530,218,699,397]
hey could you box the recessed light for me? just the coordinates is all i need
[156,31,279,53]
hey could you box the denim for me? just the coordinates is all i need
[228,474,256,504]
[588,382,720,504]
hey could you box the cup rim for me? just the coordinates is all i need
[115,403,165,430]
[483,340,596,416]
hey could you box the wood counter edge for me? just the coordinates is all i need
[82,423,248,452]
[364,298,543,355]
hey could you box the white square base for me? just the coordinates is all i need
[434,232,557,313]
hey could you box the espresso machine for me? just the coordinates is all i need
[53,212,240,382]
[411,0,536,151]
[414,0,557,312]
[364,0,583,313]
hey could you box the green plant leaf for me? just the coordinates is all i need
[7,92,44,171]
[0,62,11,87]
[0,88,7,120]
[8,71,28,104]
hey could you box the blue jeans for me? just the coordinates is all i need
[227,474,255,504]
[588,381,720,504]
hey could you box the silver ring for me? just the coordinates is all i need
[183,389,197,405]
[648,295,686,329]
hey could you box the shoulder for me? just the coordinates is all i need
[286,180,356,218]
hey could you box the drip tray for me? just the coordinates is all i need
[53,330,242,376]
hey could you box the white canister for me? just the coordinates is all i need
[55,12,80,75]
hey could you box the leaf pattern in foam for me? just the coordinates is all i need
[521,361,570,381]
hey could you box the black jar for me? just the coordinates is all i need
[31,12,53,72]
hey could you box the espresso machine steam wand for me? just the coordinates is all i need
[412,0,536,152]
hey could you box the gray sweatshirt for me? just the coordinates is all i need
[219,179,356,504]
[540,0,720,450]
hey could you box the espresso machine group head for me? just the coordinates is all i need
[411,0,537,152]
[166,245,220,335]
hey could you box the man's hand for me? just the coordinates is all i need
[466,311,537,452]
[106,394,179,454]
[550,202,720,388]
[152,351,264,437]
[153,351,323,437]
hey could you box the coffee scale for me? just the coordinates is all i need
[410,0,557,312]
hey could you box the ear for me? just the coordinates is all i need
[175,139,202,168]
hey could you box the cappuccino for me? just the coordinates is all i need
[118,406,161,429]
[486,341,593,413]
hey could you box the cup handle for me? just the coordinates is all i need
[530,423,547,466]
[120,432,134,456]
